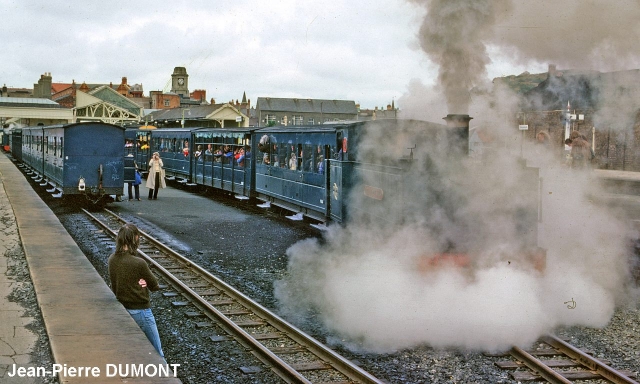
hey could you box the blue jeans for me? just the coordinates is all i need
[127,308,164,358]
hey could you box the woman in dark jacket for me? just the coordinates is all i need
[108,224,164,359]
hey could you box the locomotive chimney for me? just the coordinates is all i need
[443,114,472,156]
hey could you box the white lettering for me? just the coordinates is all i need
[6,364,100,378]
[106,364,116,377]
[144,364,157,377]
[90,366,101,377]
[158,364,170,377]
[102,364,180,378]
[52,364,63,376]
[131,364,144,377]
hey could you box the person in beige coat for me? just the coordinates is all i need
[146,152,166,199]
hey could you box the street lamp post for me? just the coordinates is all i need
[181,108,191,128]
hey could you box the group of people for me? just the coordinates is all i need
[127,151,166,201]
[262,144,325,174]
[193,144,249,167]
[535,130,595,169]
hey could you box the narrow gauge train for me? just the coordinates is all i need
[127,117,536,227]
[124,117,543,272]
[14,122,126,205]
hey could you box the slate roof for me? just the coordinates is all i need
[145,104,227,121]
[256,97,357,114]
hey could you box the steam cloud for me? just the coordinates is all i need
[274,0,639,353]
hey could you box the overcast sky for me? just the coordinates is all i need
[0,0,545,109]
[3,1,639,110]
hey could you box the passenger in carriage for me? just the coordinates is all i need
[213,146,223,162]
[203,144,213,161]
[182,140,189,157]
[317,155,324,174]
[194,145,203,161]
[235,147,246,167]
[288,152,297,170]
[223,145,234,164]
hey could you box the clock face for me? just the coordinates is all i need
[177,78,184,86]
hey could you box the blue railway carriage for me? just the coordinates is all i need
[144,128,192,181]
[20,122,125,201]
[9,128,22,162]
[191,128,255,197]
[254,125,338,222]
[253,119,472,224]
[328,119,462,224]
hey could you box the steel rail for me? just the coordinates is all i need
[85,208,384,384]
[541,335,639,384]
[509,345,572,384]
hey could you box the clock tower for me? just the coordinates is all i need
[170,66,189,97]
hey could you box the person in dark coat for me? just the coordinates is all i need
[108,224,164,359]
[568,131,592,169]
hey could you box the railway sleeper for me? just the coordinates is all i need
[289,361,332,372]
[497,358,611,369]
[269,346,307,354]
[512,369,636,381]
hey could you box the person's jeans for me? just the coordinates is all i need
[127,308,164,358]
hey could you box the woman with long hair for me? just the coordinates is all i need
[108,224,164,359]
[146,152,166,200]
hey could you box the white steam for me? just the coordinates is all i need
[273,0,638,354]
[274,121,633,353]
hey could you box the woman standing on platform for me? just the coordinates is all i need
[146,152,166,200]
[108,224,164,359]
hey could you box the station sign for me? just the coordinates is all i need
[519,124,529,131]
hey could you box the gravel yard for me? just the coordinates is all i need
[11,181,640,384]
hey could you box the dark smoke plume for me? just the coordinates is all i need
[410,0,512,114]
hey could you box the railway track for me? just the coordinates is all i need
[82,207,384,384]
[495,335,638,383]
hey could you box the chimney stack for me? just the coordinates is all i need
[443,114,472,156]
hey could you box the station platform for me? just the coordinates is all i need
[0,153,181,383]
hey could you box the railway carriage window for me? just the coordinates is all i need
[297,144,304,170]
[59,138,63,158]
[267,144,275,166]
[302,144,312,171]
[277,143,287,168]
[314,145,323,174]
